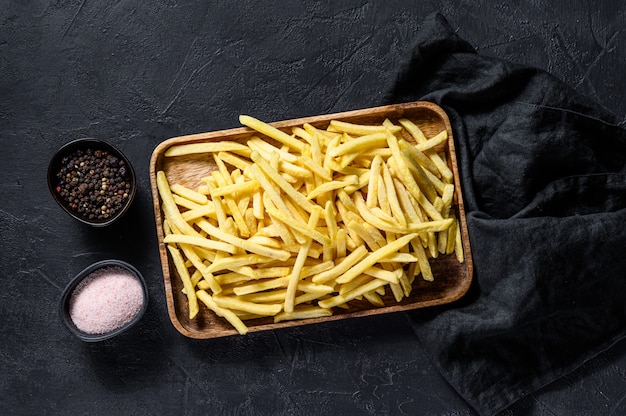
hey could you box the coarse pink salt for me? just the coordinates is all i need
[69,266,144,334]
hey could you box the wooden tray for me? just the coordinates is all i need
[150,101,473,339]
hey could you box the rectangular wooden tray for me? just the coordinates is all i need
[150,101,473,338]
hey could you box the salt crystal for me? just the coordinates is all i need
[69,266,144,335]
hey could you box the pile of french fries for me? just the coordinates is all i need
[157,115,464,334]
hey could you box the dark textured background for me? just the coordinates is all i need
[1,1,625,415]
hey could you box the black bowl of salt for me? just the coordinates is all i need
[60,260,148,342]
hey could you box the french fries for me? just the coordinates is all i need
[157,115,464,335]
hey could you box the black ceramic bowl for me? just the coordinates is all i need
[47,138,137,227]
[59,259,149,342]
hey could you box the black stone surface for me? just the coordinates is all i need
[1,2,625,415]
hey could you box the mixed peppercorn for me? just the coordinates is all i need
[55,148,132,222]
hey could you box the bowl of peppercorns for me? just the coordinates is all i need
[47,138,137,227]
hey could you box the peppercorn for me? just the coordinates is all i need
[55,147,132,222]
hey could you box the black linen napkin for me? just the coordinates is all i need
[387,13,626,415]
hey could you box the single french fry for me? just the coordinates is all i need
[209,180,260,198]
[284,208,320,313]
[335,233,418,284]
[167,245,199,319]
[217,151,252,171]
[248,136,298,163]
[416,130,447,152]
[157,171,204,236]
[318,279,387,309]
[213,295,282,316]
[239,115,306,152]
[164,233,236,254]
[274,306,332,323]
[179,243,222,294]
[329,133,387,157]
[170,183,208,205]
[381,161,407,227]
[366,154,382,208]
[181,204,217,222]
[328,119,402,136]
[164,141,250,157]
[196,290,248,335]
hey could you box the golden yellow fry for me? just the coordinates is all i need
[239,115,306,152]
[171,194,202,210]
[209,180,260,198]
[211,162,250,237]
[285,208,320,313]
[170,183,208,205]
[335,228,347,258]
[362,266,399,284]
[206,254,268,273]
[382,161,407,227]
[410,238,433,281]
[300,261,334,278]
[157,171,206,236]
[179,243,222,294]
[239,289,288,304]
[299,156,333,181]
[232,276,289,296]
[164,141,250,157]
[217,151,252,171]
[426,149,454,183]
[323,135,341,170]
[446,214,458,255]
[363,291,385,307]
[164,233,237,254]
[415,130,448,152]
[376,175,390,214]
[379,252,419,263]
[366,154,382,208]
[328,119,402,135]
[292,126,314,144]
[398,119,427,143]
[196,290,248,335]
[398,139,440,177]
[248,136,298,163]
[181,204,217,222]
[306,179,354,201]
[347,220,381,251]
[246,235,281,249]
[213,295,282,316]
[274,306,333,323]
[319,278,388,309]
[324,200,338,242]
[455,216,465,263]
[167,245,199,319]
[329,133,387,157]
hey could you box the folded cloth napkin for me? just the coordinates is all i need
[387,13,626,415]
